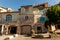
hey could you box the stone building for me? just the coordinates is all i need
[0,6,20,34]
[0,3,48,35]
[19,3,48,35]
[0,12,20,34]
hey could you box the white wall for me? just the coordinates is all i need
[34,15,42,24]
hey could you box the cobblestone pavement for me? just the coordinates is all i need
[11,34,60,40]
[0,34,60,40]
[0,35,12,40]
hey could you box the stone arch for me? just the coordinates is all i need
[21,25,32,35]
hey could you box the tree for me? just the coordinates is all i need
[46,4,60,25]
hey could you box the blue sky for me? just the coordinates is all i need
[0,0,60,11]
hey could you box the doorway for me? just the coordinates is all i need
[37,26,42,34]
[37,26,47,34]
[21,25,31,35]
[9,26,17,34]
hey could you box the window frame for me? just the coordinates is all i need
[25,8,29,12]
[6,14,12,22]
[24,16,28,20]
[39,8,44,13]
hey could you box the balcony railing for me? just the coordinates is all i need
[0,19,18,24]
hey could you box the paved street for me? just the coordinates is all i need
[11,34,60,40]
[0,34,60,40]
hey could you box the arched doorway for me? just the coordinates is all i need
[21,25,32,35]
[8,25,17,34]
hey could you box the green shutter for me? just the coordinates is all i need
[39,16,46,22]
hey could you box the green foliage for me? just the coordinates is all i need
[46,5,60,25]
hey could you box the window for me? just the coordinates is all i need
[6,14,12,22]
[25,16,28,20]
[25,8,29,12]
[39,8,44,13]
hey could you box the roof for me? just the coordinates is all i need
[19,2,48,9]
[21,5,32,8]
[0,6,8,10]
[33,3,48,8]
[0,11,19,14]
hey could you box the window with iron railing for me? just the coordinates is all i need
[39,8,44,14]
[6,14,12,22]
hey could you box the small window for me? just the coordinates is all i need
[25,8,29,12]
[25,16,28,20]
[39,8,44,13]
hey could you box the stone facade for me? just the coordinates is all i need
[19,3,48,35]
[0,11,20,34]
[0,3,48,35]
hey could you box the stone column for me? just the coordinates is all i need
[16,20,20,34]
[17,26,20,34]
[6,27,8,35]
[4,25,9,35]
[1,24,4,35]
[47,25,50,31]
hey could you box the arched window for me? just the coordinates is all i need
[6,14,12,22]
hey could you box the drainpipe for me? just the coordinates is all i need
[1,24,4,35]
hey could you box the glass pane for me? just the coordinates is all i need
[39,8,44,13]
[25,8,28,12]
[6,14,12,22]
[25,16,28,20]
